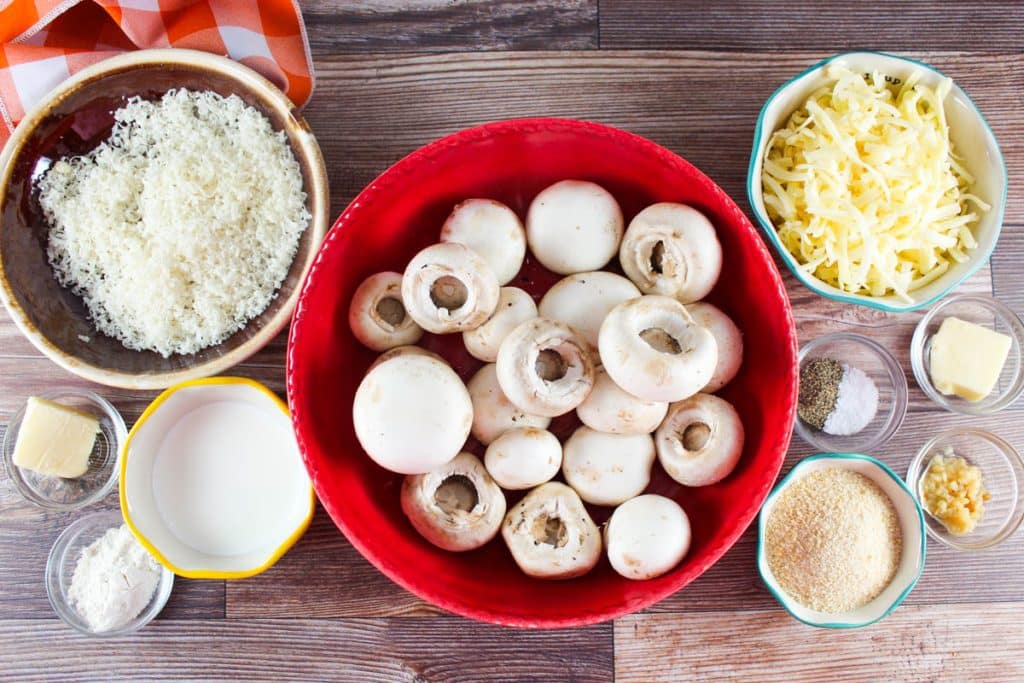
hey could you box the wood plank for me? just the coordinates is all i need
[600,1,1024,52]
[302,0,598,52]
[991,226,1024,313]
[614,603,1024,682]
[0,618,613,682]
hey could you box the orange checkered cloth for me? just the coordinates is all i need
[0,0,314,146]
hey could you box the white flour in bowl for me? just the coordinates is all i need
[68,524,161,632]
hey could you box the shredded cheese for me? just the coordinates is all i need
[762,66,988,301]
[38,89,310,357]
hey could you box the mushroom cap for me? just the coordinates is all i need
[576,365,668,435]
[368,344,440,372]
[348,271,424,352]
[655,393,744,487]
[687,302,743,392]
[496,317,596,418]
[440,198,527,285]
[598,295,718,402]
[402,242,500,334]
[538,271,640,353]
[467,363,550,445]
[604,494,691,580]
[561,426,656,506]
[484,427,562,490]
[526,180,624,275]
[353,352,473,474]
[463,287,538,363]
[501,481,602,580]
[401,452,506,552]
[619,202,723,303]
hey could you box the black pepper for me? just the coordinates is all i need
[798,358,842,429]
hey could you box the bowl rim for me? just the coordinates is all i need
[287,116,799,628]
[0,48,330,390]
[745,50,1008,313]
[45,508,175,637]
[119,375,315,579]
[909,293,1024,415]
[1,387,127,510]
[756,452,927,629]
[906,427,1024,550]
[793,332,909,452]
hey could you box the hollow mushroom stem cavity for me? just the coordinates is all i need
[561,427,656,506]
[401,452,506,552]
[686,302,743,392]
[538,271,640,354]
[463,287,538,363]
[576,365,668,435]
[496,318,596,417]
[502,482,601,579]
[526,180,624,275]
[348,271,424,351]
[619,203,723,303]
[655,393,745,487]
[402,242,500,334]
[604,494,691,580]
[353,351,473,474]
[440,198,527,285]
[467,364,551,445]
[598,296,717,402]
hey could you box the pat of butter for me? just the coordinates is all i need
[12,397,99,478]
[929,317,1012,402]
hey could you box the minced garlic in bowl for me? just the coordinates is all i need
[920,450,990,536]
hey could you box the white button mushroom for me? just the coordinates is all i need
[402,242,500,334]
[496,318,596,417]
[604,494,691,580]
[687,302,743,392]
[502,482,602,580]
[526,180,624,275]
[462,287,538,363]
[353,351,472,474]
[348,271,424,352]
[619,203,723,303]
[598,296,717,402]
[561,426,655,506]
[401,452,506,552]
[655,393,744,487]
[440,198,527,285]
[538,271,640,353]
[484,427,562,490]
[576,366,668,435]
[467,363,550,445]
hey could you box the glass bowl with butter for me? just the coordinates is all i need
[911,294,1024,415]
[2,389,126,510]
[907,428,1024,551]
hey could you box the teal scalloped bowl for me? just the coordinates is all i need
[757,453,926,629]
[747,51,1007,313]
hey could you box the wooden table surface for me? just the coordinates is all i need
[2,2,1024,681]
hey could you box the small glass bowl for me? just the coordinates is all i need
[46,509,173,637]
[907,428,1024,551]
[910,294,1024,415]
[794,333,908,453]
[2,389,126,510]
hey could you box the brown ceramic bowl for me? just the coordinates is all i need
[0,49,328,389]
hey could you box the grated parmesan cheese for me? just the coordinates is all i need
[762,66,989,301]
[37,89,310,357]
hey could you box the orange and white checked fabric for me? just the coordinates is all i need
[0,0,314,146]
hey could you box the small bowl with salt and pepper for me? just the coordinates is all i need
[45,509,173,637]
[795,333,908,453]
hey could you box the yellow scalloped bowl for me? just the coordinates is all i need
[120,377,314,579]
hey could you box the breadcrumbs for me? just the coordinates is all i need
[765,467,902,613]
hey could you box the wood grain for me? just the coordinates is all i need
[600,1,1024,52]
[614,603,1024,682]
[301,0,598,52]
[0,618,613,682]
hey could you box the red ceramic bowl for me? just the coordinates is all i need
[287,118,798,627]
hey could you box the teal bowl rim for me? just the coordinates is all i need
[756,452,927,629]
[746,50,1008,313]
